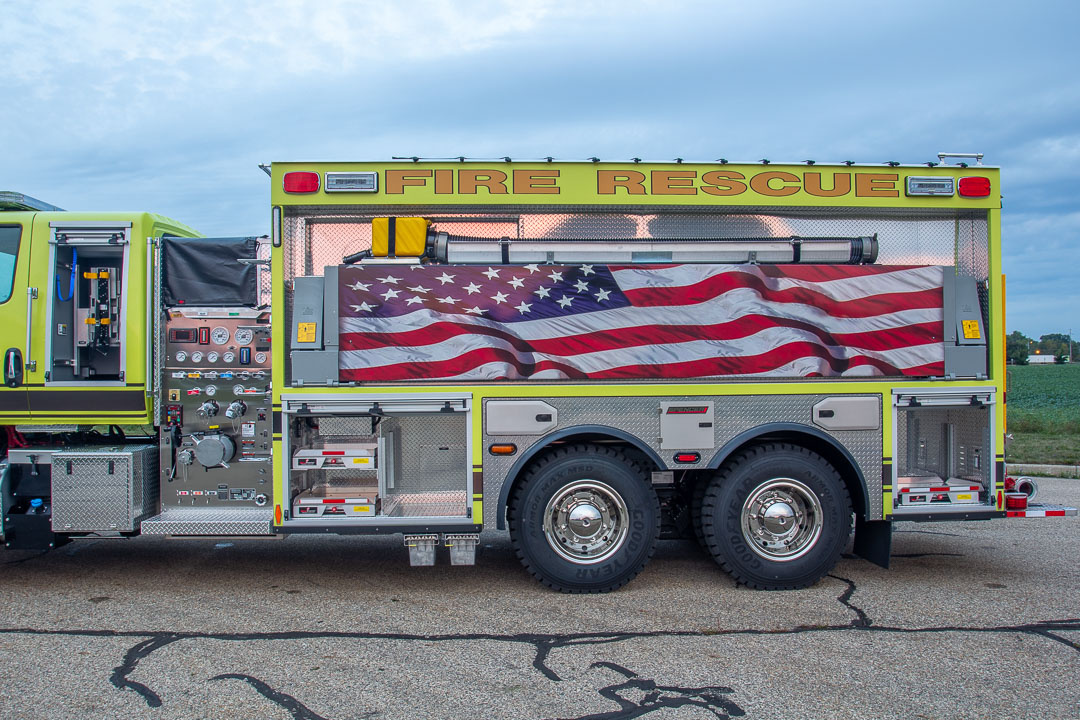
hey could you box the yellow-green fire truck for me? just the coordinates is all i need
[0,157,1073,593]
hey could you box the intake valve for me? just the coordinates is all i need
[196,400,219,418]
[225,400,247,419]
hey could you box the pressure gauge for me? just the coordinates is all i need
[207,352,219,363]
[191,351,204,363]
[234,328,254,346]
[175,351,188,363]
[223,351,236,363]
[233,384,246,396]
[204,384,218,397]
[211,326,231,345]
[255,352,267,364]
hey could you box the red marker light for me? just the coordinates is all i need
[673,453,700,463]
[958,176,991,197]
[283,171,320,194]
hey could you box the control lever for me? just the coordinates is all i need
[225,400,247,419]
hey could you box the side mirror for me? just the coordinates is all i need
[4,347,23,388]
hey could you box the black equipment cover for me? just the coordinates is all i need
[161,236,258,307]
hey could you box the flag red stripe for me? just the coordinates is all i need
[340,316,941,357]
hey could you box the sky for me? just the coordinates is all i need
[2,0,1078,338]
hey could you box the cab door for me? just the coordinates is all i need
[0,217,31,421]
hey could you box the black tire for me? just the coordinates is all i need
[701,443,852,590]
[690,477,709,548]
[508,443,660,593]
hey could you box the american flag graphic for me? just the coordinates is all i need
[338,263,945,382]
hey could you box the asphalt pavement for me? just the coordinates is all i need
[1,479,1078,720]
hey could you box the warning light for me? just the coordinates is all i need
[1005,493,1028,510]
[488,444,517,456]
[673,452,701,463]
[283,172,320,194]
[958,176,991,197]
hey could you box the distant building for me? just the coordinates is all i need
[1028,354,1056,364]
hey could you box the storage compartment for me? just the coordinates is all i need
[50,445,158,532]
[893,389,994,514]
[282,394,473,527]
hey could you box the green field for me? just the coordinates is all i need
[1006,363,1080,464]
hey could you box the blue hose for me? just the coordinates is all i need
[56,247,76,302]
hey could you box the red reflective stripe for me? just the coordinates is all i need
[322,450,346,455]
[322,498,346,504]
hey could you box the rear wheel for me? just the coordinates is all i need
[702,443,851,590]
[508,444,659,593]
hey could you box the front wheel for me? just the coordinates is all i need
[508,444,659,593]
[701,443,852,590]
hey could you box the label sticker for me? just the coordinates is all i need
[242,422,256,437]
[352,457,372,465]
[353,506,371,513]
[955,493,972,500]
[961,320,981,339]
[297,322,317,343]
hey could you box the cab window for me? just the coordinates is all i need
[0,225,20,303]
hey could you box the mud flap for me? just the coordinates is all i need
[854,516,892,569]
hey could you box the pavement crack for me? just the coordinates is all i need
[109,633,183,707]
[553,661,745,719]
[828,574,871,628]
[212,673,336,720]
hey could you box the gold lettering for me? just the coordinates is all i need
[651,170,697,195]
[804,172,851,197]
[749,171,801,197]
[855,173,899,197]
[700,170,747,196]
[597,170,647,195]
[385,170,432,194]
[459,170,509,194]
[513,170,560,194]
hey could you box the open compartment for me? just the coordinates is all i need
[281,393,473,528]
[892,388,995,514]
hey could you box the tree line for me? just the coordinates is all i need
[1006,332,1077,364]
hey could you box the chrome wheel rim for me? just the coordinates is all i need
[543,480,629,564]
[741,478,823,562]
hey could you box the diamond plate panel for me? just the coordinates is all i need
[896,405,991,487]
[483,393,884,522]
[381,415,468,495]
[382,491,468,518]
[50,445,158,532]
[140,506,273,535]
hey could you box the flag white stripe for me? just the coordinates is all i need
[340,293,942,344]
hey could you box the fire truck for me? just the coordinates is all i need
[0,156,1074,593]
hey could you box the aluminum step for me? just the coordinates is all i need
[140,506,274,536]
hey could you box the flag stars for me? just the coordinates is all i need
[349,281,371,291]
[573,279,589,293]
[595,288,612,302]
[405,296,424,306]
[407,285,430,294]
[436,272,456,285]
[523,264,540,274]
[547,270,564,283]
[515,301,532,314]
[492,291,509,304]
[534,286,551,299]
[508,276,525,289]
[556,295,573,308]
[380,288,400,300]
[465,306,485,315]
[438,295,457,304]
[350,302,378,313]
[463,282,482,295]
[579,264,595,276]
[482,267,501,279]
[378,274,401,285]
